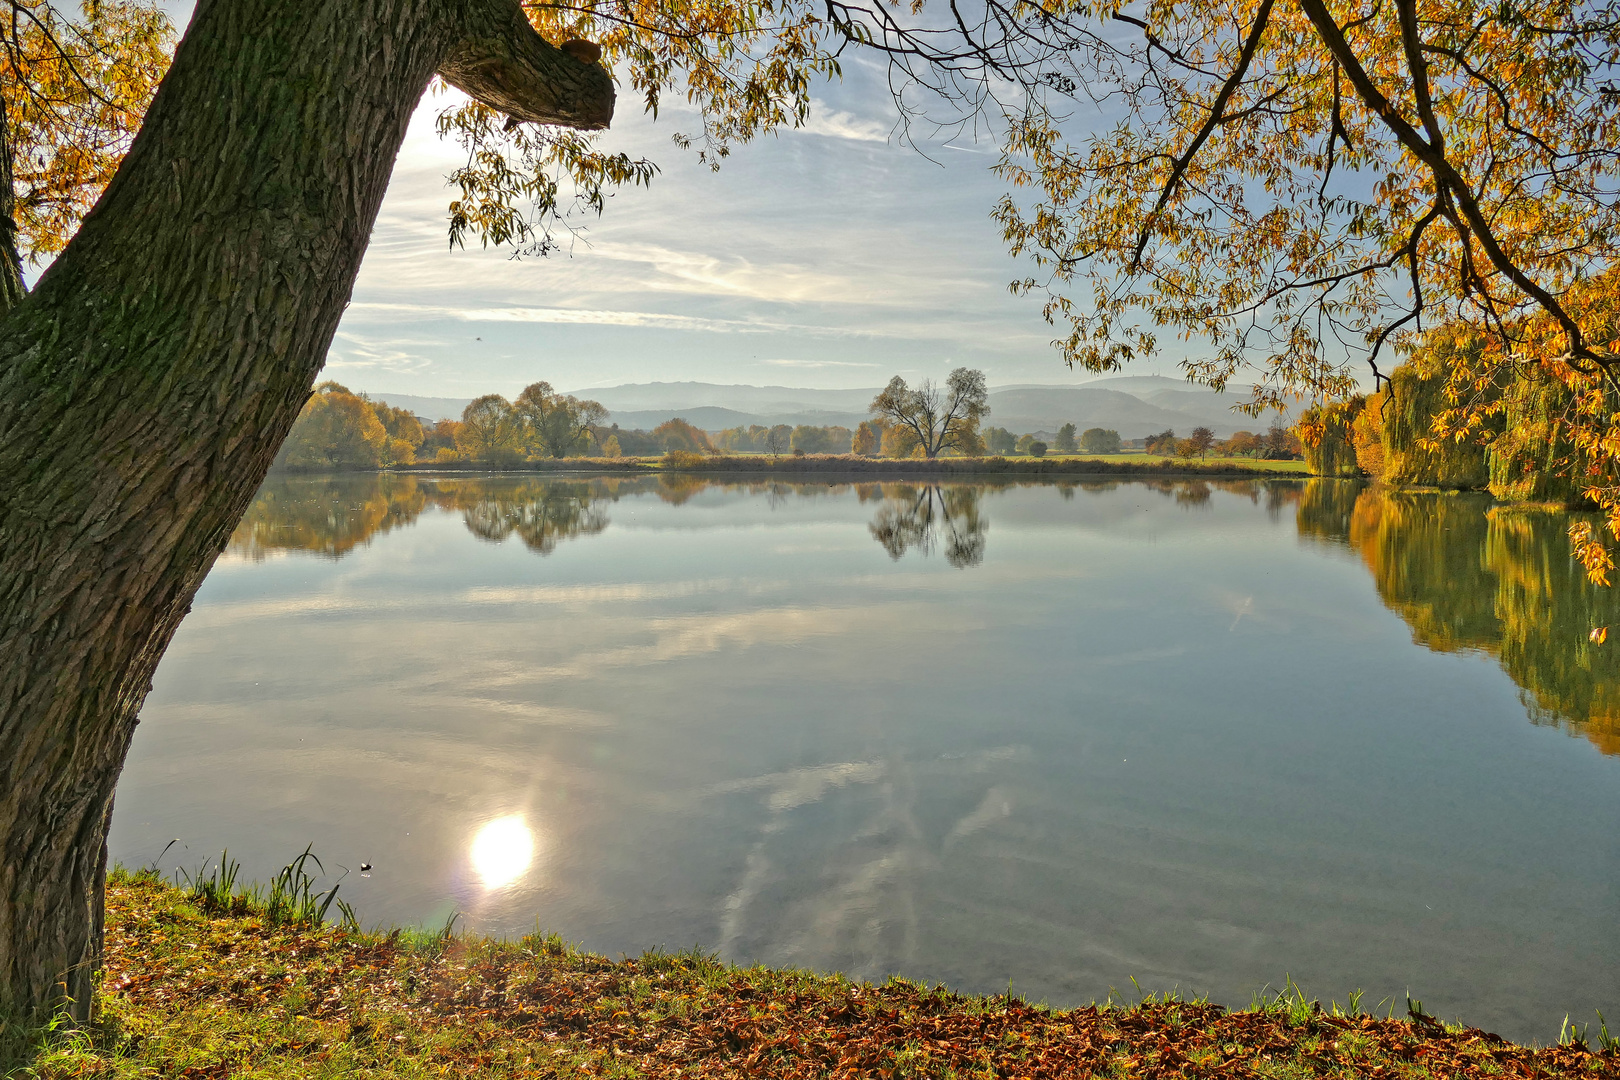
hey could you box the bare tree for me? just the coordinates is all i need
[868,368,989,459]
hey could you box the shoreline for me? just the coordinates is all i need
[281,454,1315,481]
[14,873,1615,1076]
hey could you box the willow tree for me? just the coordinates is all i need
[989,0,1620,573]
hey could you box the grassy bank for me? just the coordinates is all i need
[378,453,1309,479]
[7,872,1614,1078]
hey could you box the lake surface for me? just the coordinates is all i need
[111,474,1619,1043]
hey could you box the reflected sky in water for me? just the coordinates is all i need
[113,475,1618,1043]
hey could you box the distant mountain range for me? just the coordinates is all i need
[367,376,1291,439]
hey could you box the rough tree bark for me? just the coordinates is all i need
[0,0,611,1022]
[0,100,25,318]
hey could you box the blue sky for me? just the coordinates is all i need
[326,55,1199,398]
[127,3,1227,399]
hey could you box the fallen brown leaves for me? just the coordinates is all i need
[85,877,1620,1080]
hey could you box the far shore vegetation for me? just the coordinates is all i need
[273,377,1308,477]
[283,345,1615,526]
[5,866,1614,1078]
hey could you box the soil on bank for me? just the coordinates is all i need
[11,875,1616,1078]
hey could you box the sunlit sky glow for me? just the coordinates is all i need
[130,3,1237,399]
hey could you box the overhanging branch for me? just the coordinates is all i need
[440,0,614,131]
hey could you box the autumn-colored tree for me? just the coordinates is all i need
[1,0,173,301]
[869,369,988,459]
[418,418,463,459]
[1145,430,1177,456]
[984,0,1620,568]
[456,394,521,464]
[1188,427,1217,459]
[372,402,424,446]
[880,423,922,459]
[1221,431,1264,457]
[275,382,389,469]
[514,380,607,458]
[717,424,770,452]
[653,417,713,454]
[1265,421,1304,460]
[851,420,882,456]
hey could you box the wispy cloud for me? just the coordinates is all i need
[343,302,891,339]
[763,358,879,369]
[796,109,893,143]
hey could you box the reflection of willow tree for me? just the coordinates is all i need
[1343,489,1620,755]
[227,475,426,560]
[1294,479,1362,550]
[868,484,987,568]
[434,479,611,556]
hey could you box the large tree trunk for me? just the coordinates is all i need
[0,0,610,1022]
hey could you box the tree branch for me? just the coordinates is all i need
[440,0,614,130]
[1295,0,1596,361]
[1128,0,1275,272]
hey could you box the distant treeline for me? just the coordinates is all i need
[273,383,893,468]
[274,379,1306,472]
[274,382,727,468]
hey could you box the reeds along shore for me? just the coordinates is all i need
[8,870,1617,1078]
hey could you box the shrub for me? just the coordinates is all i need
[663,449,708,469]
[1028,441,1048,457]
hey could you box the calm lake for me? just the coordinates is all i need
[110,473,1618,1043]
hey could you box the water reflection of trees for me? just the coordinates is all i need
[229,475,637,559]
[440,479,611,555]
[227,474,428,559]
[1300,481,1620,755]
[867,484,987,568]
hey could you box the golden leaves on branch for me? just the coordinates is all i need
[2,0,174,262]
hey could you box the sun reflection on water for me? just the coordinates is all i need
[470,815,535,888]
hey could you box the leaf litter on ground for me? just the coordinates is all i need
[10,871,1618,1079]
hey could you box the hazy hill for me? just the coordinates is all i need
[361,393,473,421]
[576,381,877,415]
[365,375,1289,438]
